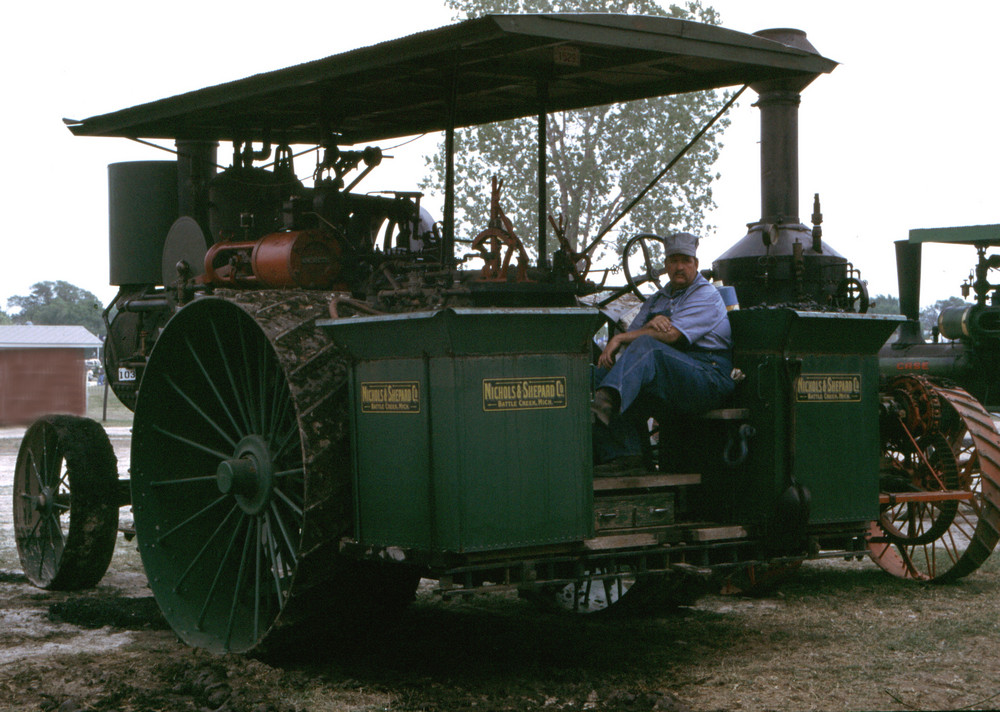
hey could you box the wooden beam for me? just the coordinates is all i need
[593,473,701,491]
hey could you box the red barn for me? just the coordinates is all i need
[0,325,102,425]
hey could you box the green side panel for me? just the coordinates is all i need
[325,308,599,553]
[348,359,433,549]
[729,352,786,525]
[792,355,881,523]
[428,355,593,551]
[729,310,899,528]
[910,224,1000,246]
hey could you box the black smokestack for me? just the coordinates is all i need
[751,29,822,227]
[894,239,925,343]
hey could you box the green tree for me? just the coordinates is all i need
[422,0,729,265]
[869,294,900,315]
[920,296,969,339]
[0,310,11,325]
[6,281,105,337]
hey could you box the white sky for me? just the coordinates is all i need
[2,0,996,311]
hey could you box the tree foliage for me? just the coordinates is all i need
[422,0,729,265]
[869,294,900,315]
[6,281,105,337]
[0,310,11,325]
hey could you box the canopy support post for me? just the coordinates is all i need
[536,81,549,269]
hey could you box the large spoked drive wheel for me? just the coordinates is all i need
[131,292,366,654]
[869,382,1000,582]
[13,415,119,589]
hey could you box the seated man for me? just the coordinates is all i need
[592,231,734,468]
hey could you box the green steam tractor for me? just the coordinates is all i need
[13,13,1000,655]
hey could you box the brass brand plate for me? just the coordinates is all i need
[483,377,567,411]
[796,374,862,402]
[360,381,420,413]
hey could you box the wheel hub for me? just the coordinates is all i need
[216,435,275,515]
[32,487,55,515]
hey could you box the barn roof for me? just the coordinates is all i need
[0,325,102,349]
[64,13,837,145]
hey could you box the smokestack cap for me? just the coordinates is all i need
[753,28,820,55]
[752,29,823,93]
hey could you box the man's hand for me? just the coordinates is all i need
[598,334,625,369]
[646,314,672,333]
[599,316,682,368]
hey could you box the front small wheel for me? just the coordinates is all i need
[13,415,119,590]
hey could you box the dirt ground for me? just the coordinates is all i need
[4,426,1000,712]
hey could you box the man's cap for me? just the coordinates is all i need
[664,231,699,257]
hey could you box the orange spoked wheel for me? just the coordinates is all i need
[869,378,1000,582]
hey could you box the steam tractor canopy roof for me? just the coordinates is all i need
[64,13,836,146]
[909,224,1000,247]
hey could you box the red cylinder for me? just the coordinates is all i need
[252,230,341,288]
[203,231,342,288]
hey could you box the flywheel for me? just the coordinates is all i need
[130,291,416,654]
[869,379,1000,582]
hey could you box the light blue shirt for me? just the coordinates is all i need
[627,272,732,352]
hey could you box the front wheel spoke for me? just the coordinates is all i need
[151,475,219,488]
[269,371,291,437]
[197,512,247,630]
[48,512,66,548]
[268,503,299,566]
[27,514,44,541]
[27,451,43,490]
[263,513,286,601]
[237,322,262,433]
[173,503,240,591]
[271,423,300,461]
[225,515,257,650]
[254,517,263,643]
[157,495,230,545]
[165,375,239,450]
[186,335,249,440]
[265,515,287,610]
[209,320,253,435]
[152,424,231,462]
[257,346,269,433]
[273,467,304,479]
[274,487,304,517]
[37,521,49,579]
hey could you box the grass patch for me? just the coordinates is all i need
[86,384,133,426]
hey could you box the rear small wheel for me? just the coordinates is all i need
[522,567,698,614]
[13,415,119,590]
[869,382,1000,582]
